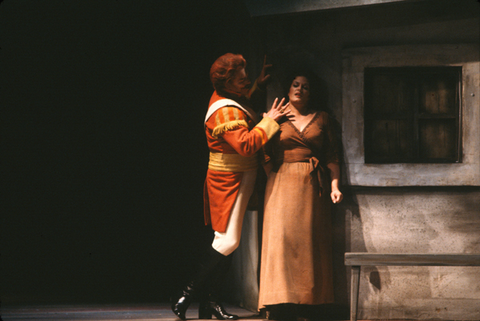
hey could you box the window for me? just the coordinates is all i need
[364,67,461,164]
[341,44,479,186]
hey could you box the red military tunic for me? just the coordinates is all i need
[204,90,279,232]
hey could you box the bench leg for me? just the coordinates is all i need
[350,266,360,321]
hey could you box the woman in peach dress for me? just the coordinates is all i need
[258,72,343,320]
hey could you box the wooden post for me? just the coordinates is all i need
[350,265,361,321]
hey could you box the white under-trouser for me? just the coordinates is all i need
[211,169,257,256]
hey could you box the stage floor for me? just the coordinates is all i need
[1,303,262,321]
[0,303,416,321]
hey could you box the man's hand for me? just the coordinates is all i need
[263,98,290,122]
[257,55,273,87]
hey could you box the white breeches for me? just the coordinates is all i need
[211,169,257,256]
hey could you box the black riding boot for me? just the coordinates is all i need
[198,298,239,320]
[171,247,226,320]
[198,253,239,320]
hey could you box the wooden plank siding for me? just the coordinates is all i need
[344,253,480,321]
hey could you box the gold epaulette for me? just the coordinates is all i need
[212,120,249,138]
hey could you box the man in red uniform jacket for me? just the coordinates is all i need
[172,53,289,320]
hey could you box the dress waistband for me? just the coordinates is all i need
[274,156,328,197]
[208,152,258,172]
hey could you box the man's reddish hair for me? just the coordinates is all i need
[210,53,246,92]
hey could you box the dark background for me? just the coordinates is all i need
[1,0,262,305]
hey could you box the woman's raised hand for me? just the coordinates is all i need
[263,98,290,122]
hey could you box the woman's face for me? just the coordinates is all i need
[288,76,310,106]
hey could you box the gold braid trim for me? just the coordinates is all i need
[212,120,249,138]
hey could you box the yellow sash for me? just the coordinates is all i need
[208,152,258,172]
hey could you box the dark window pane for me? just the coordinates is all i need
[370,74,411,115]
[365,119,414,163]
[419,119,458,160]
[364,66,461,163]
[419,74,457,115]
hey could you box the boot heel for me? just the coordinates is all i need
[200,300,239,320]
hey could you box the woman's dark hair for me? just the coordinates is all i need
[210,53,246,92]
[284,69,325,109]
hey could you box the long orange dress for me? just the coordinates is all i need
[258,111,339,308]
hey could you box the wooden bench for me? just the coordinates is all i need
[344,253,480,321]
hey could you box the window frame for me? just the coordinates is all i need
[341,44,480,186]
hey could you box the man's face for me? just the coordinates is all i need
[225,67,251,97]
